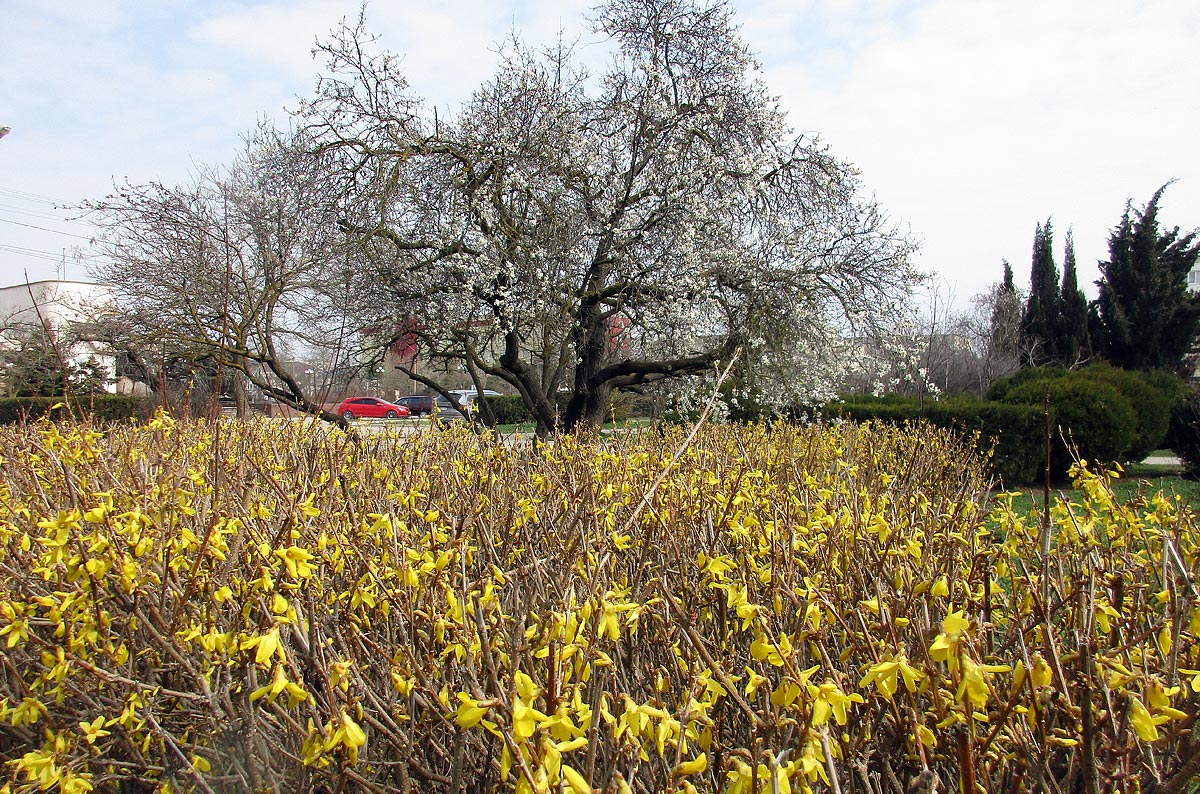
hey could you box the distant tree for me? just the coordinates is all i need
[1,327,69,397]
[88,126,357,423]
[988,260,1024,377]
[1092,184,1200,373]
[1020,219,1063,366]
[0,328,112,398]
[1057,229,1090,366]
[0,304,114,398]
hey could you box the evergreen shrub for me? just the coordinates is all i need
[1080,364,1172,461]
[0,395,148,425]
[823,396,1043,485]
[1004,376,1136,478]
[483,394,533,425]
[985,365,1067,401]
[1169,389,1200,478]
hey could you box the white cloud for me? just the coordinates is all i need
[189,1,349,80]
[1,0,1198,302]
[755,0,1200,300]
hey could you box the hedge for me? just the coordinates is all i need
[0,395,149,425]
[1069,364,1172,462]
[482,394,534,425]
[1171,388,1200,478]
[986,365,1177,477]
[821,396,1043,485]
[1004,376,1137,479]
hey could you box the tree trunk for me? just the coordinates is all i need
[564,293,612,431]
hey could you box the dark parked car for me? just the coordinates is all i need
[394,395,435,417]
[335,396,411,421]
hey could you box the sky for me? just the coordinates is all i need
[2,0,1198,312]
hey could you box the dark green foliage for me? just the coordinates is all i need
[1057,230,1090,365]
[1,332,111,398]
[1020,220,1063,366]
[1004,376,1137,478]
[1141,369,1188,405]
[1169,389,1200,478]
[482,395,534,425]
[989,365,1172,475]
[988,261,1023,375]
[1080,364,1172,462]
[1017,222,1090,368]
[1092,184,1200,374]
[0,396,149,425]
[1146,370,1189,451]
[822,396,1043,485]
[986,365,1068,401]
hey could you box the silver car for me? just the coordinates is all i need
[432,389,500,423]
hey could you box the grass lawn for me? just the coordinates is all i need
[992,464,1200,518]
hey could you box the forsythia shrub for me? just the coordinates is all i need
[0,416,1196,792]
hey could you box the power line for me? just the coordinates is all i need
[0,202,85,223]
[0,242,107,264]
[0,217,94,240]
[0,244,66,264]
[0,186,63,205]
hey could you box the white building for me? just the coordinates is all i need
[0,279,118,393]
[1189,266,1200,293]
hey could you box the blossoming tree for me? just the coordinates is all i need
[304,0,920,432]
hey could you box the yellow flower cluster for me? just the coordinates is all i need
[0,416,1195,792]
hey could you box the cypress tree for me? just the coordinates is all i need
[1093,184,1200,373]
[1020,219,1063,366]
[1058,229,1090,365]
[990,260,1022,371]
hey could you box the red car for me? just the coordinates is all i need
[336,396,411,421]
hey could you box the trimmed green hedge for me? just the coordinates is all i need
[990,365,1175,472]
[0,395,149,425]
[985,365,1068,401]
[482,394,533,425]
[820,396,1043,485]
[1059,364,1170,463]
[1004,377,1136,479]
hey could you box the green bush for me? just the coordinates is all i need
[822,395,1043,485]
[986,365,1068,401]
[1169,388,1200,478]
[1079,364,1172,461]
[1146,369,1190,452]
[0,395,149,425]
[482,394,533,425]
[1004,376,1136,478]
[990,365,1176,465]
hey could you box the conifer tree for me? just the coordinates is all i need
[1057,229,1090,365]
[1093,184,1200,373]
[989,260,1022,372]
[1020,220,1063,366]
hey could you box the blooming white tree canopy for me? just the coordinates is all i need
[311,0,921,431]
